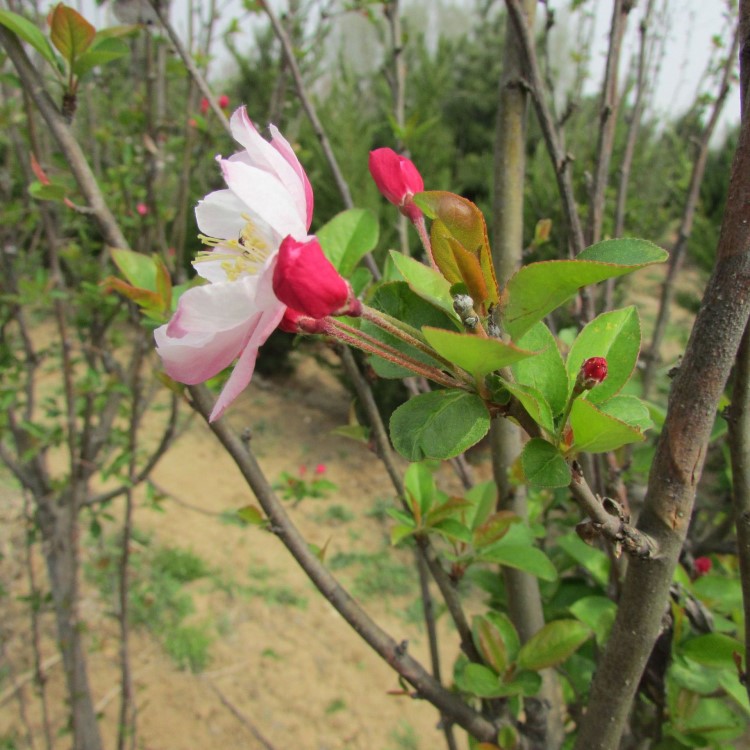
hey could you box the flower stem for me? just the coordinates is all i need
[413,214,437,269]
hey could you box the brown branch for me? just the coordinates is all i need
[187,382,499,742]
[574,6,750,743]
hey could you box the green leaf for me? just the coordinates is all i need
[391,524,416,546]
[404,462,436,519]
[599,395,653,431]
[682,634,743,668]
[512,321,568,415]
[521,438,571,488]
[29,181,67,202]
[479,523,558,581]
[73,35,129,77]
[236,505,266,526]
[569,398,645,454]
[317,208,378,278]
[517,620,592,671]
[568,595,617,645]
[363,281,454,378]
[460,663,504,698]
[0,9,57,67]
[390,390,490,461]
[464,480,498,530]
[110,247,158,290]
[503,381,555,436]
[431,518,473,544]
[502,239,668,339]
[49,4,96,65]
[422,326,537,380]
[566,307,641,403]
[389,250,456,318]
[556,532,610,587]
[473,615,508,674]
[497,670,542,697]
[472,511,519,549]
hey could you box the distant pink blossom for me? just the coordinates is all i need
[200,97,210,115]
[218,94,230,109]
[314,464,326,475]
[368,147,424,221]
[136,202,149,216]
[694,556,712,576]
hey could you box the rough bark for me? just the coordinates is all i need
[574,8,750,743]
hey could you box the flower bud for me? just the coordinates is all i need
[273,236,361,320]
[218,94,230,109]
[576,357,608,392]
[694,556,712,576]
[368,147,424,222]
[278,308,327,334]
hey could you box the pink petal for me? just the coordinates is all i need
[269,124,314,231]
[195,189,248,240]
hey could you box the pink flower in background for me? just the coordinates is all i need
[155,107,314,422]
[368,147,424,221]
[136,202,149,216]
[218,94,230,109]
[315,464,326,475]
[200,97,210,115]
[273,236,360,320]
[694,556,712,576]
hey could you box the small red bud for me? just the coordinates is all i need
[576,357,608,391]
[200,97,210,115]
[218,94,230,109]
[694,556,712,576]
[368,148,424,222]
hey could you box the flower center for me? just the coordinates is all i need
[196,216,270,281]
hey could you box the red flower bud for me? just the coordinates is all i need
[273,237,361,320]
[368,147,424,221]
[218,94,230,109]
[577,357,608,391]
[694,556,712,576]
[200,97,210,115]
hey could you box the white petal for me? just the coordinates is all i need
[220,159,307,241]
[195,189,248,240]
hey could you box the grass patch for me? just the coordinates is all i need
[387,721,419,750]
[86,532,214,672]
[328,550,415,599]
[314,504,355,524]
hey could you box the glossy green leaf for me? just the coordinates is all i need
[719,670,750,716]
[566,307,641,403]
[389,250,456,318]
[317,208,378,277]
[390,524,416,546]
[464,480,498,530]
[431,518,473,543]
[517,620,592,671]
[73,35,129,77]
[521,438,571,488]
[497,670,542,698]
[556,532,611,587]
[460,663,504,698]
[487,611,521,663]
[49,4,96,65]
[480,523,557,582]
[363,282,453,378]
[236,505,266,526]
[682,633,743,668]
[512,321,568,416]
[599,395,653,431]
[473,615,508,674]
[569,398,645,454]
[0,9,57,67]
[502,381,555,436]
[569,595,617,645]
[502,239,667,339]
[422,326,537,380]
[472,511,519,549]
[390,389,490,461]
[425,496,473,526]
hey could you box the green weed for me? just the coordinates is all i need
[164,625,212,673]
[329,550,414,599]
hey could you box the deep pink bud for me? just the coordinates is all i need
[218,94,230,109]
[577,357,608,391]
[694,556,712,576]
[200,97,210,115]
[368,147,424,221]
[273,236,361,320]
[315,463,326,475]
[136,202,149,216]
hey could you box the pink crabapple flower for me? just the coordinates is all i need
[136,202,149,216]
[368,147,424,222]
[315,464,326,475]
[154,106,315,422]
[272,236,361,320]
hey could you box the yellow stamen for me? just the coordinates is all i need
[195,216,271,281]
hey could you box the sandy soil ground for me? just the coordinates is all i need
[0,347,482,750]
